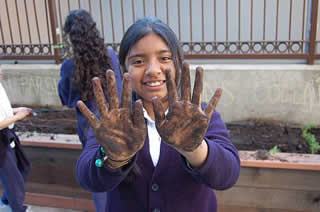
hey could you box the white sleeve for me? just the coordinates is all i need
[0,83,14,129]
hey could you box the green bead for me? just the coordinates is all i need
[95,159,103,167]
[100,146,105,154]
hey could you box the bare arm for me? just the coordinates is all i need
[0,107,32,129]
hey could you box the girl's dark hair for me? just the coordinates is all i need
[119,16,183,87]
[63,9,112,101]
[119,17,183,184]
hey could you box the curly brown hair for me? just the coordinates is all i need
[63,9,113,101]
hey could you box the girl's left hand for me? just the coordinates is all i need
[152,62,222,152]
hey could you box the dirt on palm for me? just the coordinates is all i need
[13,107,320,155]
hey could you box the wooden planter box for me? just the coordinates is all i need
[217,151,320,212]
[2,133,319,212]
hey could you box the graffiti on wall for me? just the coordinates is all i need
[199,70,320,114]
[2,73,59,105]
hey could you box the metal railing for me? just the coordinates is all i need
[0,0,319,64]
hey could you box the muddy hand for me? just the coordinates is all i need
[77,70,146,169]
[152,63,222,152]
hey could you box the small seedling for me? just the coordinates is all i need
[302,125,320,154]
[269,145,281,154]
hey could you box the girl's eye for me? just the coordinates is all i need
[132,59,143,65]
[161,56,172,61]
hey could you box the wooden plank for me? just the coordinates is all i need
[218,205,314,212]
[21,141,82,150]
[216,186,320,211]
[237,167,320,191]
[23,146,81,188]
[0,188,94,212]
[25,192,94,212]
[18,132,82,149]
[241,160,320,171]
[26,182,91,199]
[240,151,320,171]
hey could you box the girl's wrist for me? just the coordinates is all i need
[105,157,132,169]
[95,146,133,169]
[179,140,208,168]
[13,114,21,122]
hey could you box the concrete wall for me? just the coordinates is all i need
[1,64,320,125]
[190,64,320,126]
[1,64,60,107]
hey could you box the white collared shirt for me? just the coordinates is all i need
[0,83,14,130]
[143,108,167,167]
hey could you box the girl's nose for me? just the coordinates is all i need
[145,60,162,77]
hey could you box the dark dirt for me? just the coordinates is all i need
[228,120,320,154]
[15,107,78,135]
[13,106,320,154]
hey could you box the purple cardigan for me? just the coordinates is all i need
[76,110,240,212]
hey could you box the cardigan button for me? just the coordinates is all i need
[153,208,160,212]
[151,183,159,192]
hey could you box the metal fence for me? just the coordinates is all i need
[0,0,319,64]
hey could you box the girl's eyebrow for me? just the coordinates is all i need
[127,54,145,60]
[127,50,171,60]
[158,50,171,54]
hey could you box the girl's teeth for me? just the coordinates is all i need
[147,81,162,86]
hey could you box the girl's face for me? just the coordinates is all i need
[125,33,176,105]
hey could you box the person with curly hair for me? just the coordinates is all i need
[57,9,122,212]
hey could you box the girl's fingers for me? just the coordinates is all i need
[120,73,132,110]
[132,100,145,129]
[77,100,101,129]
[204,88,222,118]
[106,70,120,110]
[92,77,109,119]
[152,96,166,128]
[165,68,178,110]
[191,67,203,106]
[181,62,191,102]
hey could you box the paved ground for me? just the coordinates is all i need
[0,204,84,212]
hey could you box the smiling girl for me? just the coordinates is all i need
[76,16,240,212]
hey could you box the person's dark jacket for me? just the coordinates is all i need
[0,128,30,177]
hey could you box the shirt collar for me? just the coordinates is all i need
[143,107,155,124]
[142,107,168,124]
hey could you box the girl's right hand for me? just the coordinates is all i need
[77,70,146,169]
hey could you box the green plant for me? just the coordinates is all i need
[302,125,320,154]
[53,44,64,49]
[269,145,281,154]
[53,44,72,61]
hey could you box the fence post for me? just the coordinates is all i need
[48,0,60,64]
[308,0,319,65]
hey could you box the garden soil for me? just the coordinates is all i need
[14,106,320,155]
